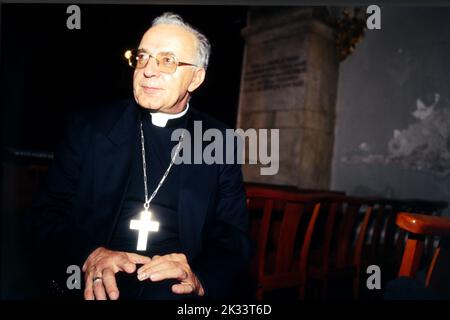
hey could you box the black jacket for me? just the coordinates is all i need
[27,99,251,299]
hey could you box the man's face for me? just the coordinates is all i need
[133,24,206,114]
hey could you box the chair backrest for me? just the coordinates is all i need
[313,196,374,270]
[245,187,329,297]
[396,212,450,296]
[301,196,374,299]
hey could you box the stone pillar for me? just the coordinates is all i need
[237,7,339,189]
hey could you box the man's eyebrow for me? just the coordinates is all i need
[137,48,177,56]
[158,51,176,56]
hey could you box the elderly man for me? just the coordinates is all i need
[28,12,251,300]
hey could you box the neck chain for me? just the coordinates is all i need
[139,120,185,210]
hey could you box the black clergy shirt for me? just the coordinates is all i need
[108,106,191,299]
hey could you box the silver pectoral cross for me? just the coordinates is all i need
[129,209,160,251]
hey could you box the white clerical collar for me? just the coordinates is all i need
[149,104,189,127]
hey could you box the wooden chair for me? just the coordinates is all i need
[395,212,450,297]
[306,196,374,299]
[356,198,405,284]
[396,200,447,261]
[245,187,328,299]
[357,199,448,298]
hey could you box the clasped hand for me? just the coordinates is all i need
[82,247,204,300]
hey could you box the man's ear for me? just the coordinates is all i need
[188,68,206,93]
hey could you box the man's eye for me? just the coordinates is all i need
[161,56,175,65]
[137,54,148,60]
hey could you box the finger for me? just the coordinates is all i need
[83,260,94,273]
[85,264,98,278]
[136,254,184,276]
[172,283,195,295]
[144,266,187,282]
[126,252,152,265]
[93,277,107,300]
[116,255,137,274]
[140,253,184,270]
[83,257,95,273]
[136,256,167,274]
[152,254,185,262]
[102,268,119,300]
[168,253,187,262]
[137,259,175,279]
[82,249,102,272]
[84,271,95,300]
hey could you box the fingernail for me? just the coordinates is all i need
[110,291,118,300]
[138,273,147,281]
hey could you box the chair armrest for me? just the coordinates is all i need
[396,212,450,237]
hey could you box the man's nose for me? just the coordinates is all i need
[143,57,160,77]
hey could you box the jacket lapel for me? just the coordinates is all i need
[177,111,215,259]
[92,101,139,244]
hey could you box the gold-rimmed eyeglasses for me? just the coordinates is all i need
[124,49,198,74]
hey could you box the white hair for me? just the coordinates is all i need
[152,12,211,70]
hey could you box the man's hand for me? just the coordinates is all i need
[82,247,151,300]
[136,253,205,296]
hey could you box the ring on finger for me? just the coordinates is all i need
[93,276,103,284]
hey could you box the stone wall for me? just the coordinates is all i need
[237,7,339,189]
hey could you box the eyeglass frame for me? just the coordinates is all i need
[124,49,199,73]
